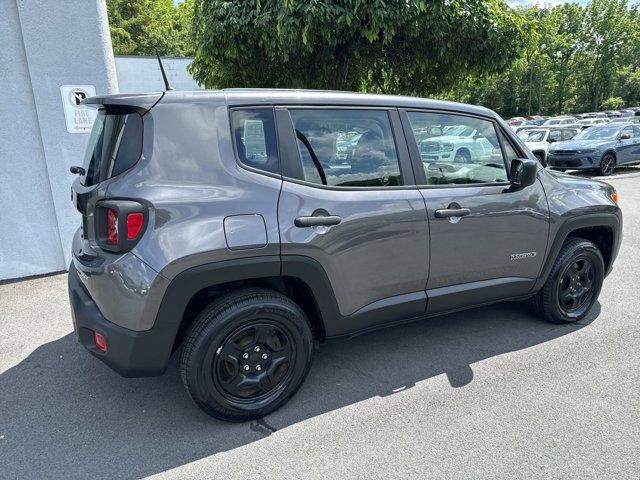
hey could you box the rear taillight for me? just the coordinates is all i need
[107,208,118,244]
[126,212,144,240]
[95,200,148,252]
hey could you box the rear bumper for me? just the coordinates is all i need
[68,263,175,377]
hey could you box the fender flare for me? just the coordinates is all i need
[532,211,621,292]
[149,255,341,373]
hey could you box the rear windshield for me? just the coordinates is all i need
[82,110,143,186]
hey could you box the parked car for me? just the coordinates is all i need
[507,116,526,126]
[543,116,577,126]
[578,118,608,127]
[610,117,640,125]
[517,126,580,165]
[68,89,622,421]
[415,124,499,164]
[512,125,541,134]
[522,118,547,126]
[547,123,640,175]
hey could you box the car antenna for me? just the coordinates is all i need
[155,51,175,91]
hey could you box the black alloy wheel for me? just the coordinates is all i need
[557,257,596,316]
[214,322,294,401]
[531,237,604,324]
[599,153,615,176]
[181,288,314,421]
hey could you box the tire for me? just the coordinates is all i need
[598,153,616,176]
[180,288,314,422]
[531,237,604,324]
[454,149,471,163]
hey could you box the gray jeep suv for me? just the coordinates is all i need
[68,89,622,421]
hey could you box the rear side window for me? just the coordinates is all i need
[82,110,143,186]
[231,108,280,175]
[288,109,402,187]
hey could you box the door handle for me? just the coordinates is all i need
[294,215,342,228]
[434,207,471,219]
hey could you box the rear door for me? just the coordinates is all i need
[276,107,429,333]
[400,109,549,314]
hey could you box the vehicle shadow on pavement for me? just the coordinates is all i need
[0,301,599,479]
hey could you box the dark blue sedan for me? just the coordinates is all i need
[547,123,640,175]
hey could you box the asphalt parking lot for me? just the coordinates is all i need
[1,169,639,480]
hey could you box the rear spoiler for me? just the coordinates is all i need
[81,92,164,115]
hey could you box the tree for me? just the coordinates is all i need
[191,0,526,92]
[107,0,195,56]
[600,96,625,109]
[541,3,582,113]
[577,0,633,110]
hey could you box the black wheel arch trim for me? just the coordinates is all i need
[152,255,429,369]
[148,255,342,374]
[532,211,621,292]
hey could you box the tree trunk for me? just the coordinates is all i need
[329,44,352,90]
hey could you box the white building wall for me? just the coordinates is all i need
[115,55,203,93]
[0,0,118,280]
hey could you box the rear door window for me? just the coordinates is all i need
[287,109,402,187]
[82,110,143,186]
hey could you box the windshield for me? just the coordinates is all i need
[545,119,561,125]
[574,126,620,140]
[517,129,546,142]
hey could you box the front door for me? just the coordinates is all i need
[618,125,640,164]
[401,109,550,313]
[276,107,429,332]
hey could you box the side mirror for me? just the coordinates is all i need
[619,133,631,140]
[548,137,557,143]
[509,158,538,188]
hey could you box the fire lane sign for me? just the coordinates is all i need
[60,85,97,133]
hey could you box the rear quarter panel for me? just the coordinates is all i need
[105,94,283,280]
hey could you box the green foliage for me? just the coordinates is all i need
[190,0,526,92]
[107,0,195,56]
[442,0,640,116]
[107,0,640,117]
[601,96,625,109]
